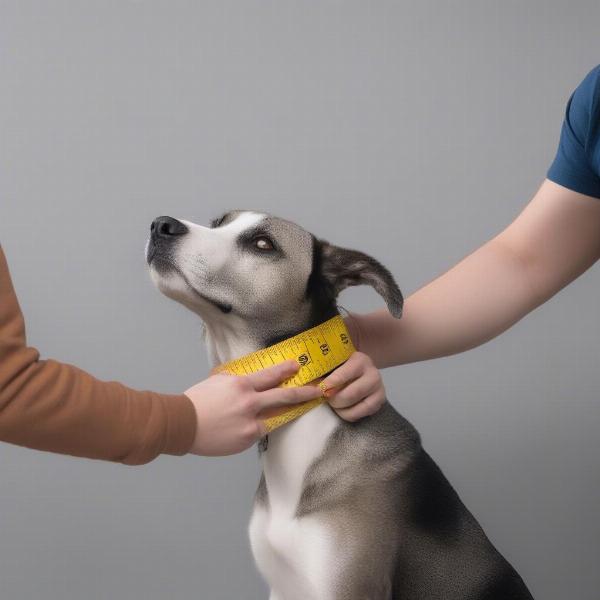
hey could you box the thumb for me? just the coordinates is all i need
[245,360,300,391]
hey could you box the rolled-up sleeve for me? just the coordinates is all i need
[0,246,197,465]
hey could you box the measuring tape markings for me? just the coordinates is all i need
[213,315,356,432]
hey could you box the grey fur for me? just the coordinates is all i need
[319,242,404,318]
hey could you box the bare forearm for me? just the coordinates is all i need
[350,181,600,368]
[351,239,542,367]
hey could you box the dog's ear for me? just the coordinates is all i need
[311,238,403,318]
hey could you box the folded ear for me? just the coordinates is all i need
[314,239,403,318]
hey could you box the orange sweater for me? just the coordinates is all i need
[0,246,196,465]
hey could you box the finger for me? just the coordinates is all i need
[326,372,380,409]
[246,360,300,391]
[333,391,385,422]
[320,353,365,396]
[256,384,322,411]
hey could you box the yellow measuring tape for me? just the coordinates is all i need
[213,315,356,432]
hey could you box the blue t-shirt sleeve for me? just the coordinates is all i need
[547,65,600,199]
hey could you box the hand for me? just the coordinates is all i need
[184,360,322,456]
[320,351,386,422]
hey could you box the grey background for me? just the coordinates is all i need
[1,1,599,598]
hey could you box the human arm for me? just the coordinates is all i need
[0,246,320,463]
[0,245,197,464]
[326,65,600,406]
[347,179,600,368]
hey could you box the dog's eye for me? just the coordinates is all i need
[253,236,274,251]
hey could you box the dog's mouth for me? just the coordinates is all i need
[146,237,169,267]
[146,251,184,287]
[148,247,233,315]
[180,279,234,315]
[146,240,181,277]
[146,244,157,265]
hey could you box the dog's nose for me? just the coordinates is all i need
[150,216,188,239]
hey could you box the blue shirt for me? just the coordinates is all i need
[547,65,600,199]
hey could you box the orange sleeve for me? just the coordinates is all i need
[0,246,197,465]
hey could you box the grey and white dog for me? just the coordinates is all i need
[146,211,534,600]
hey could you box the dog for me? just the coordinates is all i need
[146,211,534,600]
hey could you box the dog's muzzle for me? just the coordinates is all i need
[147,216,188,265]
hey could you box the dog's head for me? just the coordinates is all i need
[146,211,402,358]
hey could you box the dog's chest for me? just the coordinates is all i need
[249,404,342,599]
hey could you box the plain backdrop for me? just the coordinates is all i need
[1,2,600,599]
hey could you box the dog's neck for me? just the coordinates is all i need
[203,314,260,366]
[203,304,339,367]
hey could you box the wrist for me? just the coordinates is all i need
[160,393,198,457]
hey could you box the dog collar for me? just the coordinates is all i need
[212,315,356,433]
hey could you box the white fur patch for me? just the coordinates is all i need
[249,404,342,600]
[179,211,265,268]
